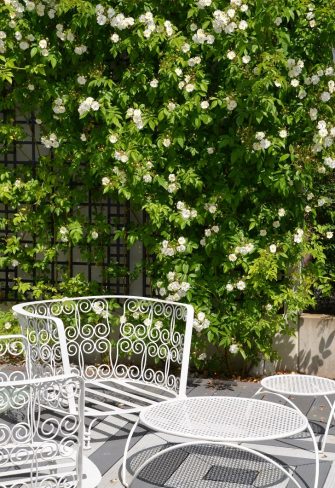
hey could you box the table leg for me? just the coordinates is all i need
[320,396,335,454]
[252,390,319,488]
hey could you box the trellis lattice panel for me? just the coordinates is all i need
[0,111,130,300]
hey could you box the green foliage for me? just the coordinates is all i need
[0,309,20,336]
[1,0,335,371]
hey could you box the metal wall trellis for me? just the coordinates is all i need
[0,111,130,301]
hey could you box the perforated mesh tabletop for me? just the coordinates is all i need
[140,396,308,443]
[261,374,335,397]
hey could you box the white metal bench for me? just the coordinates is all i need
[13,296,194,448]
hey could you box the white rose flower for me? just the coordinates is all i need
[229,344,239,354]
[163,138,171,147]
[228,253,237,262]
[77,75,87,85]
[259,229,267,236]
[91,231,99,240]
[236,280,246,290]
[279,129,287,138]
[226,283,234,292]
[109,134,118,143]
[185,83,195,92]
[273,221,280,228]
[255,131,265,140]
[269,244,277,253]
[242,55,251,64]
[111,33,120,43]
[102,177,110,186]
[326,232,333,239]
[278,208,286,217]
[197,311,206,321]
[19,41,29,50]
[274,17,282,26]
[200,100,209,109]
[150,78,158,88]
[321,91,331,102]
[227,50,236,60]
[39,39,47,49]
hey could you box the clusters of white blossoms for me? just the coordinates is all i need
[193,312,210,332]
[192,28,214,45]
[159,272,191,302]
[227,243,254,262]
[324,157,335,169]
[161,237,187,257]
[59,226,68,242]
[293,228,304,244]
[52,97,65,114]
[212,4,248,35]
[167,174,179,193]
[41,133,59,148]
[114,150,129,163]
[78,97,100,116]
[92,301,108,318]
[4,0,56,18]
[226,279,246,292]
[176,201,197,220]
[126,108,144,130]
[0,31,6,54]
[95,4,134,30]
[196,0,212,8]
[253,131,271,150]
[204,203,217,214]
[306,4,316,28]
[56,24,75,42]
[188,56,201,67]
[74,44,87,55]
[287,58,304,79]
[178,73,196,93]
[199,225,220,246]
[139,11,156,38]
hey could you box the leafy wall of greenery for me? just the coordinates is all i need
[1,0,335,369]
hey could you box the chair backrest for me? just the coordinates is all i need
[0,335,84,488]
[13,296,194,397]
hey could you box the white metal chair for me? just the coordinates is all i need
[0,334,101,488]
[13,296,194,448]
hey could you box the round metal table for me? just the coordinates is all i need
[121,395,318,488]
[260,374,335,454]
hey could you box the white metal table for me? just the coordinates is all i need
[122,395,319,488]
[259,374,335,454]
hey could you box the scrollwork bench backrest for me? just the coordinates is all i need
[13,296,194,396]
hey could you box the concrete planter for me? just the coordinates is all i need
[298,313,335,378]
[252,313,335,378]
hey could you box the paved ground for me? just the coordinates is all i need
[85,378,335,488]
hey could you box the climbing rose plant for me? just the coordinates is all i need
[0,0,335,370]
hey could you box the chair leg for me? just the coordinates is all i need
[84,419,98,450]
[121,417,140,487]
